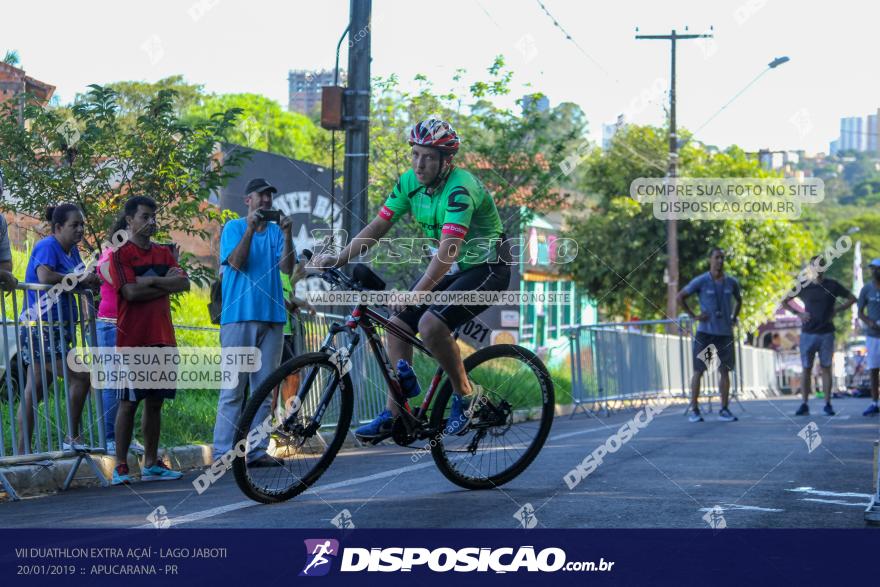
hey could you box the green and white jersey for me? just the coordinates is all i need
[378,167,504,271]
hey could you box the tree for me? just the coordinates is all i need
[186,94,329,166]
[2,50,19,66]
[566,124,818,333]
[99,76,205,122]
[0,85,247,287]
[364,57,589,287]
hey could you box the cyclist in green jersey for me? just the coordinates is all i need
[311,118,511,440]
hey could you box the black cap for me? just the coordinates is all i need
[244,178,277,196]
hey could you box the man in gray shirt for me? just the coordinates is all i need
[857,258,880,416]
[678,247,742,422]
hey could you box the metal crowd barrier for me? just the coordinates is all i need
[0,283,106,500]
[0,299,397,500]
[567,318,779,418]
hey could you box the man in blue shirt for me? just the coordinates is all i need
[212,178,296,465]
[678,247,742,423]
[857,258,880,416]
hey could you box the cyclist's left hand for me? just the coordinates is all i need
[309,253,341,269]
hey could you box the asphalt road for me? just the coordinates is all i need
[1,396,878,530]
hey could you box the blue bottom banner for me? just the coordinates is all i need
[1,529,875,586]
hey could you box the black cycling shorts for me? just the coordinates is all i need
[395,263,511,334]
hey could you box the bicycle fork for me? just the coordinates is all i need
[281,324,359,435]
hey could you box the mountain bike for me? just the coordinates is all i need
[232,251,554,503]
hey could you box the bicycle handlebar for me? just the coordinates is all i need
[300,249,361,292]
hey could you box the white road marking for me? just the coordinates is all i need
[801,498,870,507]
[698,503,783,513]
[132,461,438,529]
[750,416,851,421]
[549,427,609,441]
[785,487,872,499]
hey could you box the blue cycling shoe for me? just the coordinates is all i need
[355,409,394,441]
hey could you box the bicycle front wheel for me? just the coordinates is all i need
[232,352,353,503]
[429,344,554,490]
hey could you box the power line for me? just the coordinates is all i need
[534,0,614,80]
[474,0,503,30]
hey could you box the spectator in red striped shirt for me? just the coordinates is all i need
[108,196,190,485]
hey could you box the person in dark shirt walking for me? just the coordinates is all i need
[783,255,855,416]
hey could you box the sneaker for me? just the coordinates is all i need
[688,408,704,423]
[129,439,146,455]
[823,403,836,416]
[141,460,183,482]
[863,404,880,417]
[354,409,394,440]
[105,440,116,455]
[795,403,809,416]
[444,394,472,435]
[718,407,738,422]
[112,464,131,486]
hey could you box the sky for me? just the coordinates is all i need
[3,0,877,155]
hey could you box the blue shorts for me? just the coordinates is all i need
[800,332,834,369]
[18,323,77,368]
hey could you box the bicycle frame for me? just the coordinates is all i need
[352,305,452,422]
[286,301,454,437]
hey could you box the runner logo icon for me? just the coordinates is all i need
[300,539,340,577]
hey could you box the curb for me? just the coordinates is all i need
[0,445,214,501]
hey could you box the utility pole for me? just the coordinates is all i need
[343,0,372,245]
[636,28,713,322]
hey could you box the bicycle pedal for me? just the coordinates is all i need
[368,433,392,445]
[355,431,393,445]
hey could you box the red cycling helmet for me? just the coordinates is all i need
[408,119,460,157]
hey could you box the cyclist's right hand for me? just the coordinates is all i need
[309,253,343,269]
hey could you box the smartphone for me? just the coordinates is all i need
[256,209,282,223]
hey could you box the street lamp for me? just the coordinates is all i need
[768,56,790,69]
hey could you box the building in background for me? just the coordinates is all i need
[829,139,840,156]
[0,62,55,121]
[839,116,865,152]
[868,109,880,155]
[868,114,878,154]
[522,93,550,114]
[288,69,342,115]
[756,149,804,175]
[518,210,596,357]
[602,115,625,150]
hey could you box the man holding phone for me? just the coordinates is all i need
[212,178,296,466]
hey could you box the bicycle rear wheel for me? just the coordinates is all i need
[429,344,554,489]
[232,352,353,503]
